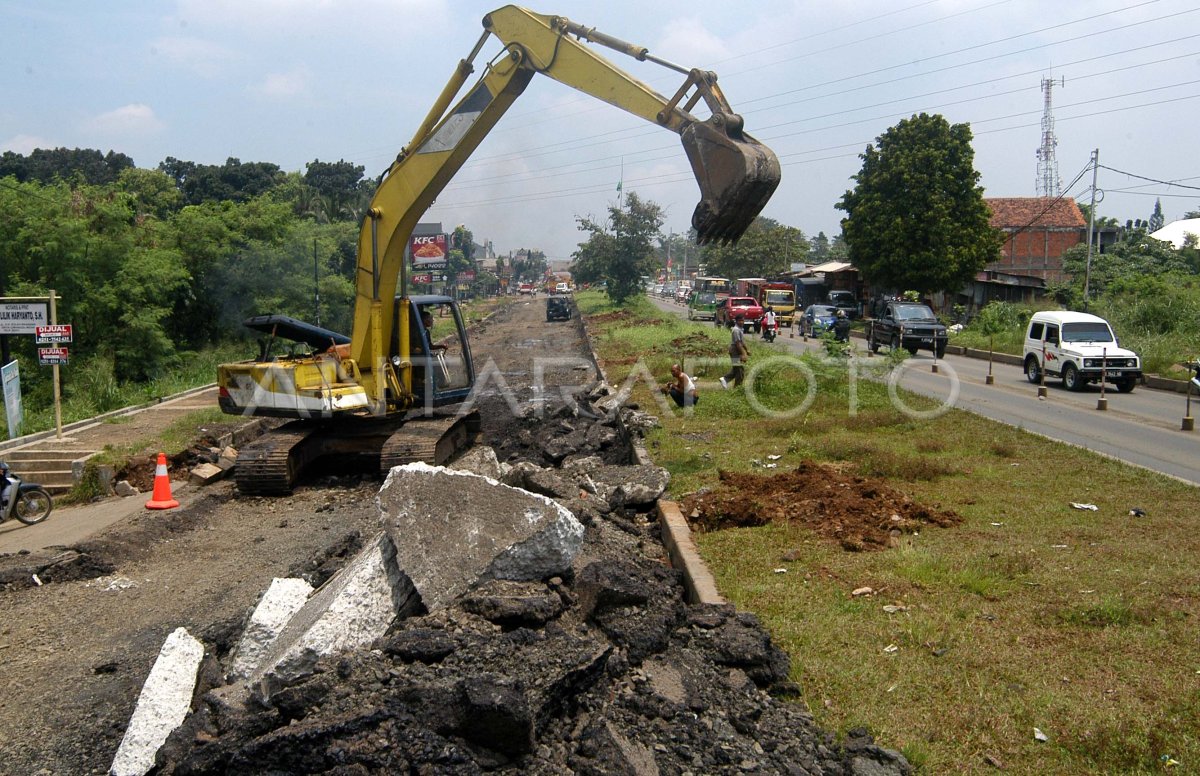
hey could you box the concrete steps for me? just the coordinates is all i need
[3,448,97,494]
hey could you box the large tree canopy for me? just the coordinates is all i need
[571,192,663,303]
[837,113,999,295]
[700,216,808,279]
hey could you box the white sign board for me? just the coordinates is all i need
[2,360,21,439]
[0,303,48,335]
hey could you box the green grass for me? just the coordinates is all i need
[582,290,1200,775]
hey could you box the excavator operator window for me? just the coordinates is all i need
[394,302,471,401]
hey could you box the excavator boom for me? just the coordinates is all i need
[353,5,781,404]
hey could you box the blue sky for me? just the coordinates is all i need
[2,0,1198,260]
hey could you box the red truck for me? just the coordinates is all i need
[714,296,765,331]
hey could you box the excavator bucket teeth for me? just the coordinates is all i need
[682,113,781,245]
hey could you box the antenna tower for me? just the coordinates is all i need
[1035,76,1064,198]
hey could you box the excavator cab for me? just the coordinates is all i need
[393,296,475,408]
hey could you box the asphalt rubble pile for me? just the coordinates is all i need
[149,381,910,775]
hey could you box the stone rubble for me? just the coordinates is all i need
[142,384,910,774]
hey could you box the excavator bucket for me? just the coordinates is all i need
[682,112,781,245]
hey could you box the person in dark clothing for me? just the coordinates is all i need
[833,309,851,342]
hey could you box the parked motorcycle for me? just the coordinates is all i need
[1,469,54,526]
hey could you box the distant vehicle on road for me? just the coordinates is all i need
[715,296,764,331]
[867,301,947,358]
[1023,310,1141,392]
[827,290,860,319]
[546,296,572,321]
[555,282,571,295]
[801,304,838,337]
[687,291,719,321]
[518,282,536,295]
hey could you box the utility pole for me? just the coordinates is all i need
[1083,148,1099,312]
[313,237,320,326]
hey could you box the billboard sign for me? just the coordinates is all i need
[38,347,69,366]
[0,302,48,335]
[410,233,448,269]
[35,324,73,344]
[458,270,477,282]
[2,360,21,438]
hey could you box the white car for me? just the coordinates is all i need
[555,282,571,294]
[1023,310,1141,392]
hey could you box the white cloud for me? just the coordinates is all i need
[1,134,53,154]
[150,35,236,77]
[252,68,309,98]
[655,17,735,65]
[87,104,165,136]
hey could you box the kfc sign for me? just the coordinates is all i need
[410,233,448,269]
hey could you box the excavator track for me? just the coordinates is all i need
[234,411,481,496]
[235,422,323,496]
[379,410,481,475]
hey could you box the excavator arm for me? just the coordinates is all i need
[352,5,781,410]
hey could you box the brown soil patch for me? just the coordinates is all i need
[667,331,724,355]
[588,310,633,323]
[681,461,962,551]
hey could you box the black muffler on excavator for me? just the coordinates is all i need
[683,111,781,245]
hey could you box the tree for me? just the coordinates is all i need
[700,216,807,279]
[571,192,663,303]
[1148,198,1165,232]
[1061,230,1192,300]
[809,232,831,262]
[0,147,134,185]
[837,113,999,296]
[302,159,369,223]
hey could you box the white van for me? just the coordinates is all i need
[1022,311,1141,392]
[555,282,571,295]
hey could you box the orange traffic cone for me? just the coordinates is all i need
[145,452,179,509]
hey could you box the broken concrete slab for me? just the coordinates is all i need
[448,444,504,480]
[110,627,204,776]
[189,462,225,485]
[378,462,584,612]
[114,480,139,497]
[247,532,419,701]
[226,577,314,681]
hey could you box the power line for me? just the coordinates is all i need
[438,49,1199,196]
[1097,164,1200,191]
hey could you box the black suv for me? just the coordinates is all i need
[546,296,571,322]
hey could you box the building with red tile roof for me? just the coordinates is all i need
[985,197,1086,283]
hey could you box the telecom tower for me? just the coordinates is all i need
[1035,76,1064,198]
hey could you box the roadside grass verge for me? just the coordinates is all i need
[579,290,1200,775]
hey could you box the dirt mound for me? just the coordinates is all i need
[682,461,962,551]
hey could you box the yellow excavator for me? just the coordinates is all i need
[217,5,781,494]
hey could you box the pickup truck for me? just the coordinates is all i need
[867,302,948,358]
[715,296,765,331]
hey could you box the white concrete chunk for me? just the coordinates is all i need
[248,532,417,700]
[378,462,584,612]
[227,577,314,681]
[110,627,204,776]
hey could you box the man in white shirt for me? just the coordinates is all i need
[662,364,699,407]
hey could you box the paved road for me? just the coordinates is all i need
[650,296,1200,486]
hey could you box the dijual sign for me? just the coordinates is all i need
[0,303,48,335]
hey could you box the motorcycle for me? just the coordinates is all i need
[759,315,778,343]
[1,471,54,526]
